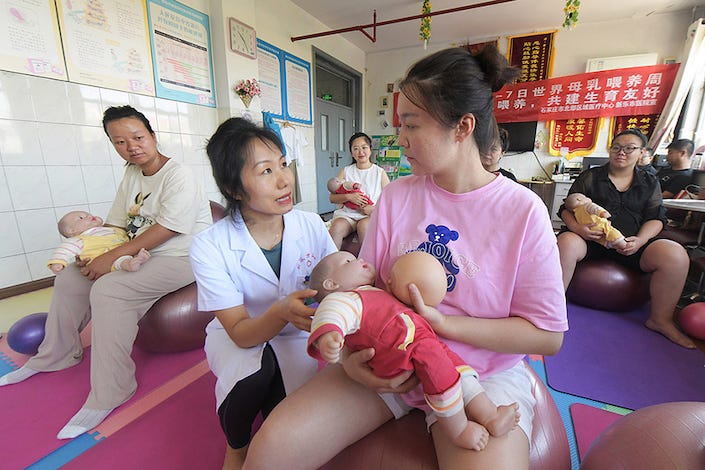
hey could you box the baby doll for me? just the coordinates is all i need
[564,193,627,249]
[308,251,519,451]
[48,210,150,274]
[327,176,374,210]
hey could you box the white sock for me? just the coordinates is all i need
[0,366,39,386]
[57,407,114,439]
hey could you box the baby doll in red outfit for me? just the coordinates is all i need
[307,251,519,451]
[327,177,374,210]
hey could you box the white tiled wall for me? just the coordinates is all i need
[0,71,223,289]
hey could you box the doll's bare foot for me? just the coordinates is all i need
[645,318,695,349]
[610,238,627,250]
[485,403,520,437]
[452,421,490,451]
[122,249,151,272]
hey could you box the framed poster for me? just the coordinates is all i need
[147,0,215,106]
[256,39,312,125]
[56,0,154,94]
[1,0,67,79]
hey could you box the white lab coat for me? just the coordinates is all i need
[190,209,337,409]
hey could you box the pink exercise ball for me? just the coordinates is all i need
[7,312,48,355]
[679,302,705,341]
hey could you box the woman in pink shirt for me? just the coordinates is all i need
[244,45,568,470]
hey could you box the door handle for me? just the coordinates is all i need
[329,152,335,167]
[335,152,341,165]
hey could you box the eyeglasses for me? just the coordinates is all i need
[609,145,643,154]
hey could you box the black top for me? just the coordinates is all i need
[638,164,658,176]
[559,164,666,237]
[496,168,517,182]
[657,167,693,195]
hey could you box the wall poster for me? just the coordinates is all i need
[257,39,284,118]
[256,39,312,125]
[1,0,67,79]
[147,0,215,106]
[56,0,154,94]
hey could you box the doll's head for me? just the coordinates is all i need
[58,211,103,238]
[327,177,358,193]
[327,177,344,193]
[309,251,376,303]
[387,251,447,307]
[565,193,593,211]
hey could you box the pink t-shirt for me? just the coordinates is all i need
[360,174,568,391]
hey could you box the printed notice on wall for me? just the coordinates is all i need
[56,0,154,94]
[284,54,312,123]
[257,40,284,117]
[147,0,215,107]
[0,0,67,79]
[256,39,312,125]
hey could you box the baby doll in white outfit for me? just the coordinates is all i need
[48,210,150,274]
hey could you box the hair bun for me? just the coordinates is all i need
[474,45,520,92]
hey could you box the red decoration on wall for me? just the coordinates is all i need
[507,31,555,82]
[549,117,602,156]
[610,114,659,140]
[494,63,679,123]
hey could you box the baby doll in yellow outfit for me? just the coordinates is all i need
[564,193,627,249]
[48,210,150,274]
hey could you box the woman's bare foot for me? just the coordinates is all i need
[485,403,520,437]
[645,318,695,349]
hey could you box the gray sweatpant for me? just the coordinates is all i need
[26,256,195,409]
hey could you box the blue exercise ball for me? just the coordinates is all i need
[7,312,48,355]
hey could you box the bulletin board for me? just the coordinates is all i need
[147,0,215,106]
[256,39,312,125]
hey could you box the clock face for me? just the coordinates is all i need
[229,18,256,59]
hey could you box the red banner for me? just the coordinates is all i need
[549,118,602,156]
[494,63,679,123]
[507,31,554,82]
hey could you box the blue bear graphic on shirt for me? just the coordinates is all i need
[416,224,459,292]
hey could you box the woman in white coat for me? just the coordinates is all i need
[190,118,337,469]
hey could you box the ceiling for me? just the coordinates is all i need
[288,0,704,54]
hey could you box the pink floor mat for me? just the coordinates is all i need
[64,373,222,469]
[0,338,204,469]
[570,403,625,460]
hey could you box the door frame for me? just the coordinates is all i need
[312,48,363,214]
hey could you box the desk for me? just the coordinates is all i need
[662,199,705,248]
[663,199,705,212]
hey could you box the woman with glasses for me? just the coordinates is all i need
[328,132,390,249]
[556,128,695,349]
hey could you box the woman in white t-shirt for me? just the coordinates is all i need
[0,105,212,439]
[328,132,390,249]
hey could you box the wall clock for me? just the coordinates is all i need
[229,18,257,59]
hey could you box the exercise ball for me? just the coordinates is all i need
[134,283,214,353]
[566,259,650,312]
[7,312,48,355]
[580,401,705,469]
[679,302,705,341]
